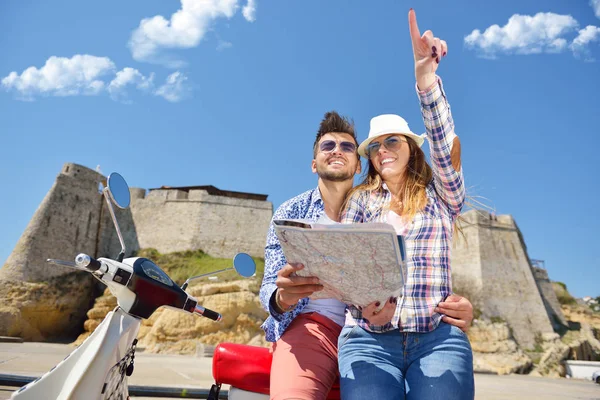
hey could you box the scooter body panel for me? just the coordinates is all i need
[12,307,140,400]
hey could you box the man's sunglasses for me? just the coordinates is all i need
[319,140,357,154]
[365,136,406,158]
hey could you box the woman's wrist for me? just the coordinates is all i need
[416,72,436,92]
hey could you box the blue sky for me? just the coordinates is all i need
[1,0,599,298]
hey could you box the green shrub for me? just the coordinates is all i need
[553,281,577,305]
[557,292,577,305]
[555,281,567,291]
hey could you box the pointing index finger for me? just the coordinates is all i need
[408,8,421,48]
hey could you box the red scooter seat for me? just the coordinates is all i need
[212,343,340,399]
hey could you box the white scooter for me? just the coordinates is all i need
[10,172,256,400]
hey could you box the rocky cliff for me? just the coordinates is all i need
[0,272,96,341]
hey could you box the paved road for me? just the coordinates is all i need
[1,342,598,399]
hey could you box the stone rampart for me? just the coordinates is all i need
[532,266,568,329]
[1,163,105,282]
[452,210,556,349]
[129,187,272,259]
[1,164,272,285]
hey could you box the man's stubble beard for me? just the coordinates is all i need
[317,167,355,182]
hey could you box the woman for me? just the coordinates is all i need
[337,9,474,400]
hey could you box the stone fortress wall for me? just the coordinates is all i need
[1,163,112,282]
[129,185,272,259]
[531,263,569,328]
[451,210,567,349]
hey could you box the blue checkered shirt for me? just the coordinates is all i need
[259,188,326,342]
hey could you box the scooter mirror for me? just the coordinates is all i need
[232,253,256,277]
[107,172,131,209]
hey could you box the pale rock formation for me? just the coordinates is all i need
[468,320,533,375]
[0,273,95,341]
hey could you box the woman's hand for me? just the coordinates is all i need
[361,297,397,326]
[435,294,474,333]
[408,9,447,90]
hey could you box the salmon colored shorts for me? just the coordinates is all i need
[270,312,342,400]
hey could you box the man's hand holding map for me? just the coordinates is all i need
[273,219,408,308]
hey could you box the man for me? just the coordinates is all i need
[259,111,473,400]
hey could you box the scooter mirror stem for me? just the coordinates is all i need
[181,267,234,290]
[103,187,127,260]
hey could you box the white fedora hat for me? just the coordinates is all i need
[357,114,425,158]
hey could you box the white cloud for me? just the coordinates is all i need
[108,67,155,101]
[570,25,600,61]
[592,0,600,19]
[242,0,257,22]
[2,55,189,102]
[464,13,579,58]
[129,0,248,66]
[1,55,115,99]
[155,72,189,102]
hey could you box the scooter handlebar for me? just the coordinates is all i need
[75,253,102,272]
[193,304,222,322]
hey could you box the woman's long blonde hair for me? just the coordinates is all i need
[343,136,432,221]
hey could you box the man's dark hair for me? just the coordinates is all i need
[313,111,357,157]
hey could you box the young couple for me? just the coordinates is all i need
[259,9,474,400]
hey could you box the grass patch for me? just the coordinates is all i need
[555,281,567,291]
[553,281,577,305]
[557,292,577,305]
[134,248,265,286]
[524,350,543,365]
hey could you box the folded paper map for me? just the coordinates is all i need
[273,219,407,307]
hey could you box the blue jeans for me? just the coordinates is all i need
[338,322,474,400]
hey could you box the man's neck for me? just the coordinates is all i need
[317,178,353,222]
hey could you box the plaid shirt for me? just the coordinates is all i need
[341,77,465,333]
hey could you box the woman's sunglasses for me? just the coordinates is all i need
[319,140,357,154]
[365,136,406,158]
